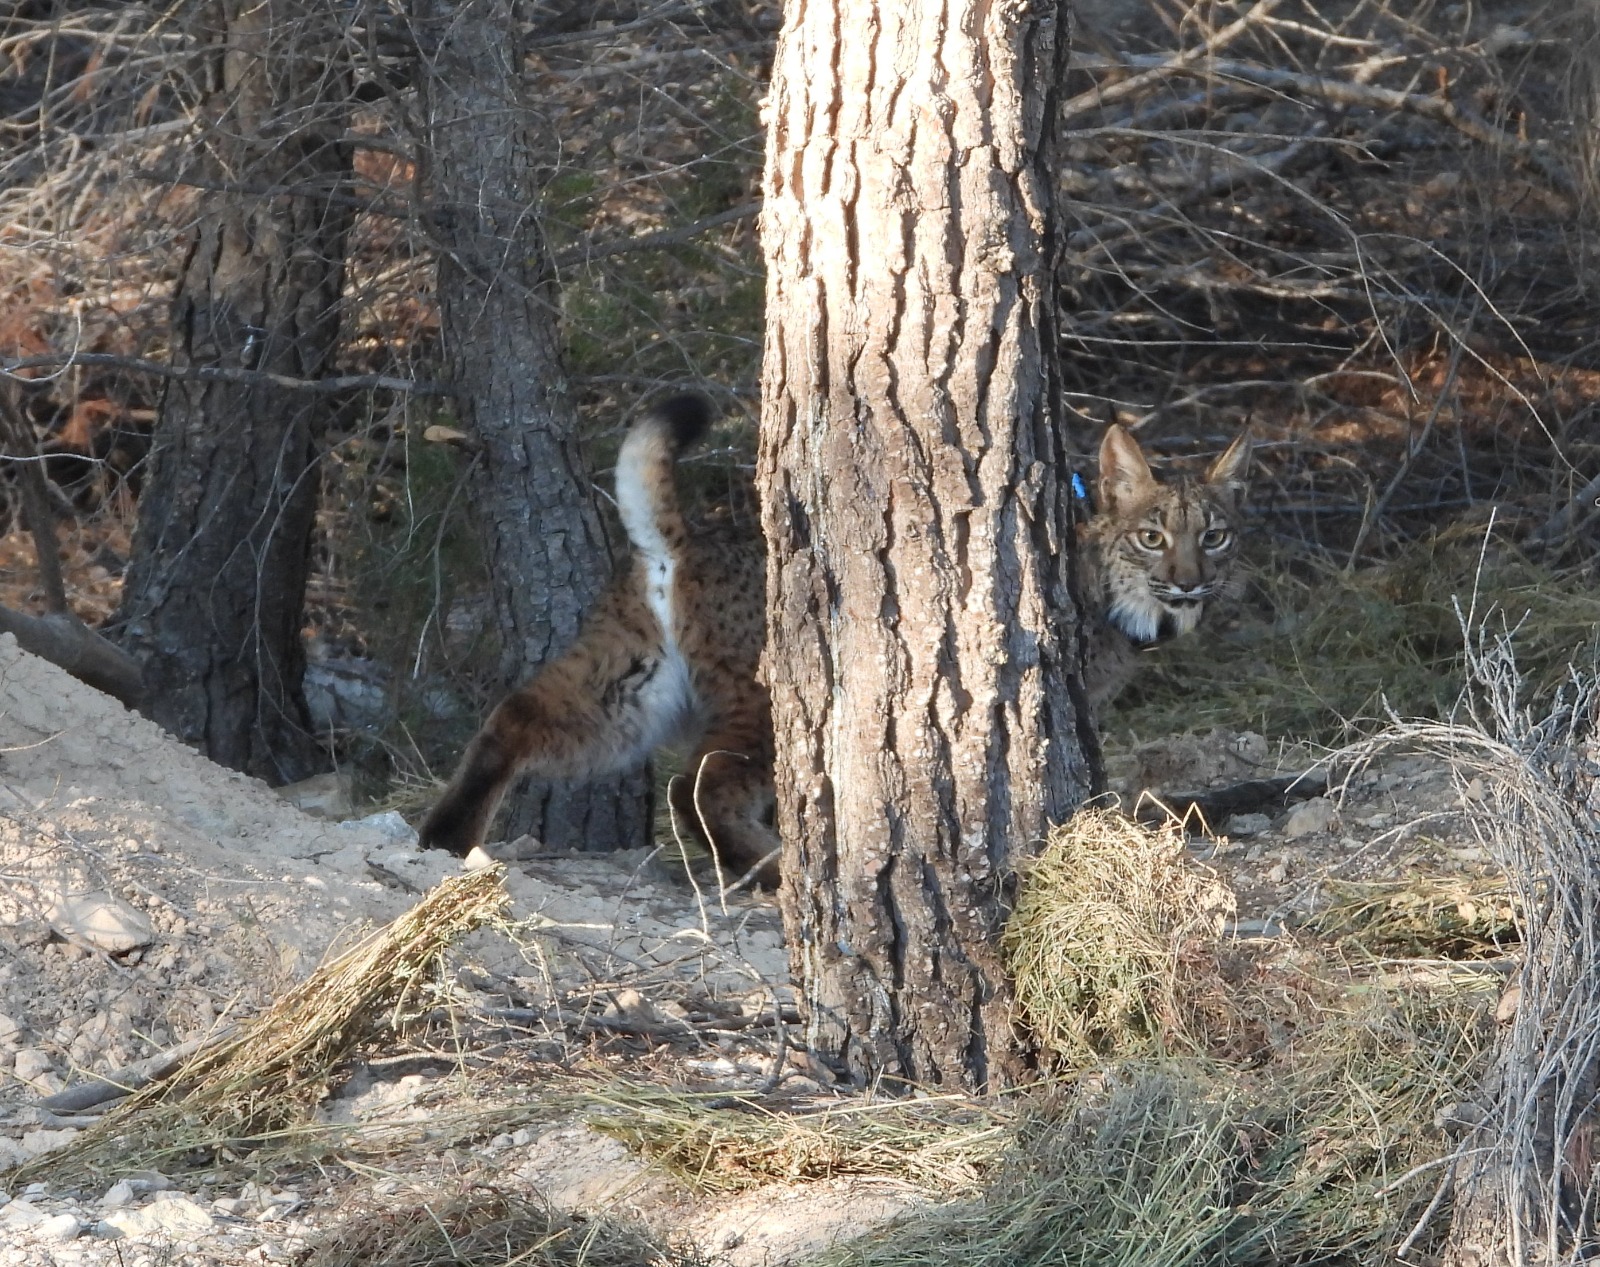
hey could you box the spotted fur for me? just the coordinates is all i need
[1079,424,1253,706]
[419,394,779,887]
[421,404,1248,884]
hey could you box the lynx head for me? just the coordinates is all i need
[1086,424,1253,645]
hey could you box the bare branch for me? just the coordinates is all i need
[1,354,453,397]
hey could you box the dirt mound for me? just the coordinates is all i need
[0,634,787,1146]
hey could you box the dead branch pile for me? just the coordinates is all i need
[1343,617,1600,1261]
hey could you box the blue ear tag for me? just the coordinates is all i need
[1071,471,1089,502]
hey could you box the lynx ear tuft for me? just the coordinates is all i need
[1097,424,1158,516]
[1206,429,1253,500]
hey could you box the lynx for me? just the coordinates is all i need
[420,395,780,886]
[1079,423,1253,707]
[419,396,1250,885]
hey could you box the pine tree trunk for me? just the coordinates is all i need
[759,0,1096,1089]
[117,0,352,782]
[413,0,651,851]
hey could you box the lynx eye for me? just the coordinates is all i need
[1199,527,1232,551]
[1134,528,1166,551]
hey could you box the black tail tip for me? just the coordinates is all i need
[650,392,715,451]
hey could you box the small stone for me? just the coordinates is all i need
[20,1128,79,1158]
[97,1193,215,1239]
[37,1212,82,1242]
[13,1048,52,1085]
[1282,796,1337,839]
[101,1180,136,1209]
[1266,860,1290,885]
[0,1014,21,1048]
[510,1128,534,1148]
[43,890,155,956]
[1223,813,1270,838]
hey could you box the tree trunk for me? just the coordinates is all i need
[759,0,1096,1090]
[116,0,353,782]
[413,0,651,851]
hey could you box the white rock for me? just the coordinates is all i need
[20,1128,79,1158]
[0,1198,45,1227]
[13,1048,52,1084]
[1223,813,1270,838]
[42,890,155,955]
[0,1014,21,1047]
[1282,796,1337,839]
[37,1212,82,1242]
[97,1193,215,1239]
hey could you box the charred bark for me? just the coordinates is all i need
[412,0,651,851]
[759,0,1096,1089]
[116,0,353,781]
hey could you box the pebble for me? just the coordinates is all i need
[97,1193,215,1239]
[1223,812,1271,838]
[1282,796,1337,839]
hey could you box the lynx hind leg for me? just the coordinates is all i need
[421,595,684,856]
[419,719,522,857]
[669,733,779,889]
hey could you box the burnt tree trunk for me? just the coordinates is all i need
[412,0,651,851]
[759,0,1096,1090]
[116,0,353,781]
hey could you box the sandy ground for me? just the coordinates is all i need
[0,632,1499,1265]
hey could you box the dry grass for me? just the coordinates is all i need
[1308,875,1520,961]
[11,867,509,1188]
[1112,535,1600,742]
[1002,808,1235,1064]
[301,1187,706,1267]
[810,986,1492,1267]
[587,1087,1007,1194]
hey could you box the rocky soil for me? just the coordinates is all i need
[0,633,1501,1265]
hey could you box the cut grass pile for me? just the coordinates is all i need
[1111,536,1600,742]
[1308,875,1520,960]
[301,1187,707,1267]
[794,808,1497,1267]
[9,867,509,1189]
[588,1087,1007,1194]
[1002,808,1235,1064]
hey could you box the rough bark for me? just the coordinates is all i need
[116,0,353,782]
[413,0,651,851]
[759,0,1096,1090]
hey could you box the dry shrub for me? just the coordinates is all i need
[300,1187,704,1267]
[1002,808,1234,1064]
[1309,875,1520,961]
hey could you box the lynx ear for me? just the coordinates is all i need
[1097,424,1158,516]
[1206,428,1253,500]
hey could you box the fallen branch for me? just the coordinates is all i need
[1,352,452,396]
[0,605,144,706]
